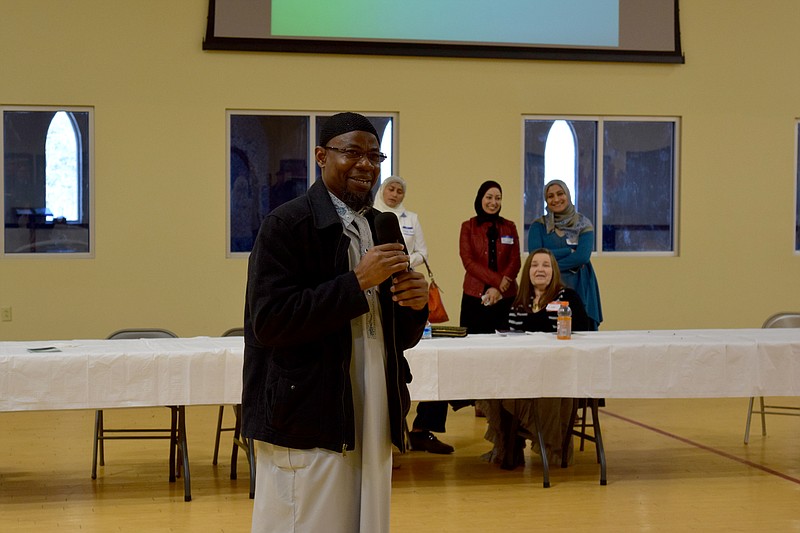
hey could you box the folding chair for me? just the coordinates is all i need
[562,398,607,486]
[91,328,192,501]
[213,327,256,498]
[743,312,800,444]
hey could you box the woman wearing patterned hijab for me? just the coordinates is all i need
[528,179,603,330]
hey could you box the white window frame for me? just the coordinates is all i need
[794,119,800,254]
[521,114,680,257]
[225,110,399,258]
[1,105,94,259]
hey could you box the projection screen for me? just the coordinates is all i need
[203,0,683,63]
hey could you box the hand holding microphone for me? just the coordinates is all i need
[353,242,407,291]
[355,212,428,311]
[374,211,413,272]
[353,212,407,289]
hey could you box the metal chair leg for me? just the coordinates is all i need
[530,399,550,488]
[91,409,103,479]
[247,437,256,499]
[744,397,755,444]
[589,399,607,485]
[562,398,607,486]
[213,405,225,465]
[98,410,105,466]
[214,403,256,496]
[744,396,770,444]
[579,400,588,451]
[178,406,191,502]
[168,406,178,482]
[230,405,242,480]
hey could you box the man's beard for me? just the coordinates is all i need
[341,189,374,212]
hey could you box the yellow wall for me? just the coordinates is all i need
[1,1,798,340]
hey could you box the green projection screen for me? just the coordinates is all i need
[203,0,683,63]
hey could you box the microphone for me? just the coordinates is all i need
[374,212,408,251]
[374,211,411,270]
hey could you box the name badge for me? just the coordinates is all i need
[500,235,514,245]
[401,225,414,236]
[546,302,561,312]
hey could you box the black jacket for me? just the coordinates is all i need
[242,179,426,453]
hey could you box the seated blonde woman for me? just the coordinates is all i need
[476,248,589,469]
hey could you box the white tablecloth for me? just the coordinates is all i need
[0,337,244,411]
[405,328,800,400]
[2,328,799,412]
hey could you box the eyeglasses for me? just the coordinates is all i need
[324,146,387,165]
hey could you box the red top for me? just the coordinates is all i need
[459,217,521,299]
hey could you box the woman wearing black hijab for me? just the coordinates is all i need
[459,180,521,333]
[408,181,521,453]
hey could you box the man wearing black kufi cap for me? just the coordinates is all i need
[243,112,429,532]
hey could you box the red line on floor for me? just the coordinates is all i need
[600,409,800,485]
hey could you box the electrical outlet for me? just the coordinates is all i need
[1,307,12,322]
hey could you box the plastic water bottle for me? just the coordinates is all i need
[423,321,432,339]
[557,301,572,340]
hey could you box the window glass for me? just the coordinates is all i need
[602,121,675,252]
[544,120,576,204]
[46,111,80,222]
[3,108,92,255]
[229,114,309,253]
[523,119,597,245]
[523,116,675,253]
[229,111,395,255]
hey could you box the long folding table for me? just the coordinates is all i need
[3,329,799,491]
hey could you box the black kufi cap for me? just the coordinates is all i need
[319,112,380,146]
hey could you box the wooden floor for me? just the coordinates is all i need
[2,398,800,532]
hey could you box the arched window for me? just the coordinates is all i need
[379,120,393,180]
[524,116,678,253]
[544,119,577,206]
[3,107,91,255]
[46,111,80,221]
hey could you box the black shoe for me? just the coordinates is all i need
[409,431,455,454]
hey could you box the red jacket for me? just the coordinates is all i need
[459,217,521,299]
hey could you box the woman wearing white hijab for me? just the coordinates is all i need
[374,175,428,268]
[377,176,452,454]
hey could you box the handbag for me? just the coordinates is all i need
[422,257,449,323]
